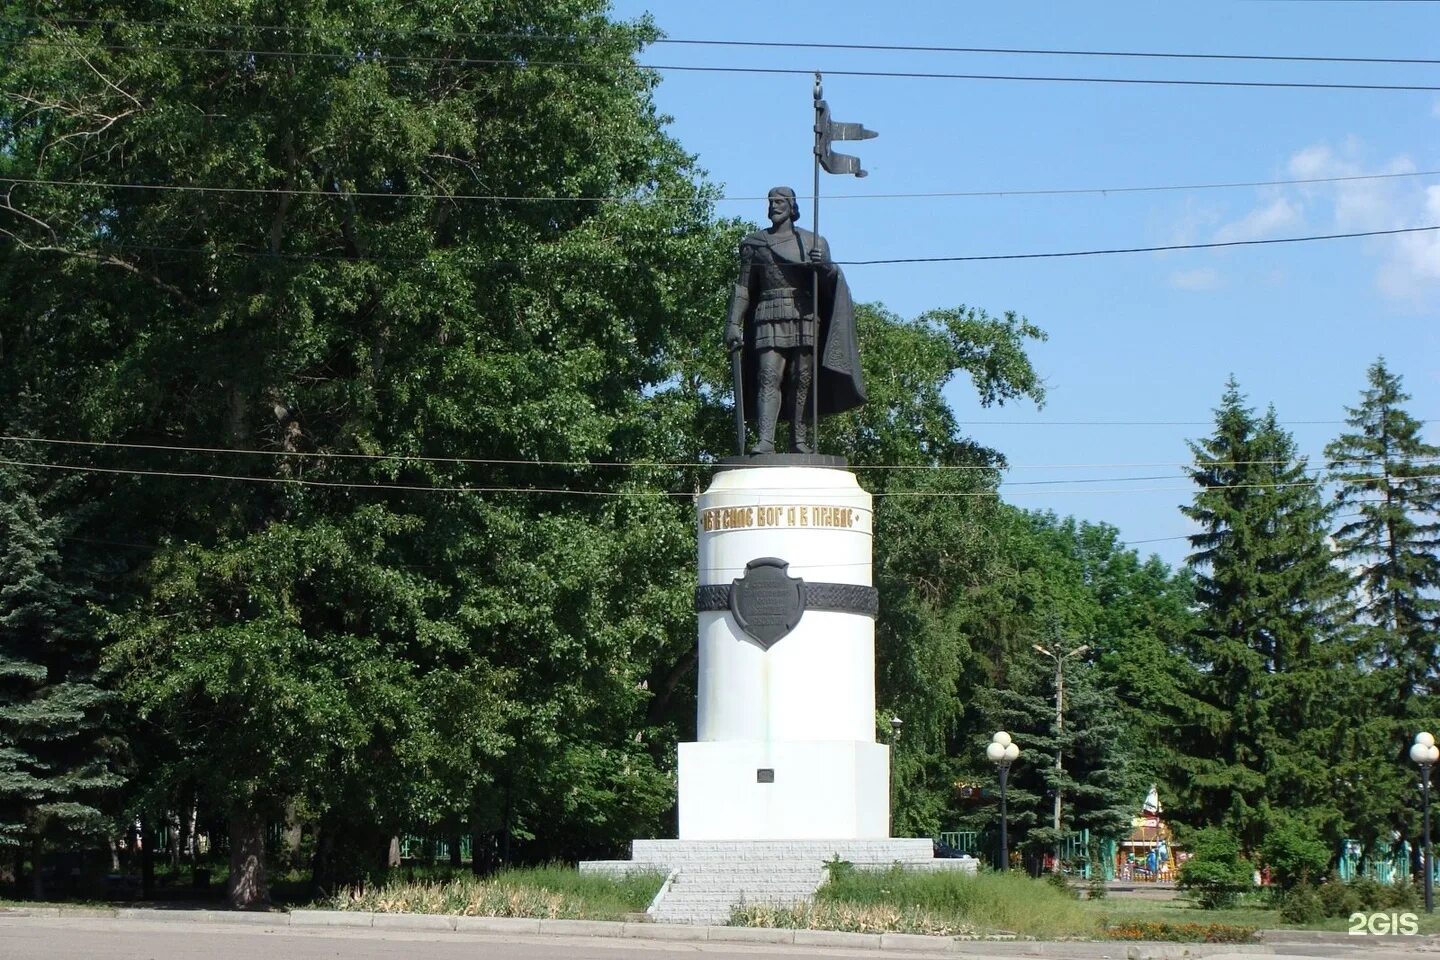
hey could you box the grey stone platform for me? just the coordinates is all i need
[581,838,979,926]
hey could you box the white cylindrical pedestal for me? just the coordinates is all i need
[678,464,888,840]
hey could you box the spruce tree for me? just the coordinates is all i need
[0,463,120,897]
[1177,380,1352,851]
[1324,358,1440,856]
[1325,358,1440,699]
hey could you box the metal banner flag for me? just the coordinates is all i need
[815,99,878,178]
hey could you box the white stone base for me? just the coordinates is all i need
[580,839,978,925]
[677,740,889,840]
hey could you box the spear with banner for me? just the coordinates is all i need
[811,73,876,449]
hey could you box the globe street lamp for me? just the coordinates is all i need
[987,732,1020,872]
[1411,732,1439,914]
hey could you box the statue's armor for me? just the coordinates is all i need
[731,229,830,349]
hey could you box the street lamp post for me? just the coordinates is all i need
[1411,732,1438,914]
[987,732,1020,872]
[890,717,903,836]
[1033,639,1091,872]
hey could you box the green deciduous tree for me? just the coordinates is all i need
[1177,827,1253,909]
[831,303,1047,837]
[1,0,729,903]
[0,0,1063,901]
[951,513,1161,868]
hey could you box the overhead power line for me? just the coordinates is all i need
[28,17,1440,67]
[3,435,1436,472]
[12,224,1439,269]
[8,39,1440,92]
[5,168,1438,204]
[845,224,1440,265]
[0,455,1386,499]
[953,418,1440,426]
[649,39,1440,68]
[1124,509,1385,547]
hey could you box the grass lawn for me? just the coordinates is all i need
[734,868,1440,940]
[1085,890,1440,935]
[732,867,1105,939]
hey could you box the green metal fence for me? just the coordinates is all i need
[1338,838,1415,885]
[938,828,1097,876]
[399,835,473,863]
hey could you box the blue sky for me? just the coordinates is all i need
[608,0,1440,568]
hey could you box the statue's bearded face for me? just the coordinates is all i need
[766,195,789,225]
[767,194,791,226]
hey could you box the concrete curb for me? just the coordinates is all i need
[289,909,375,927]
[453,916,541,934]
[372,912,457,931]
[1,907,1428,956]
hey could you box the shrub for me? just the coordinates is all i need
[1258,817,1331,890]
[1379,879,1420,911]
[1279,882,1325,924]
[1177,829,1252,910]
[730,901,972,937]
[1316,875,1361,918]
[326,866,664,919]
[1045,870,1078,899]
[1087,878,1108,900]
[1351,876,1385,911]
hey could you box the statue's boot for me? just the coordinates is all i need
[750,350,783,455]
[749,398,777,454]
[787,352,815,454]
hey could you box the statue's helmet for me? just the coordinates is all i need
[767,186,800,222]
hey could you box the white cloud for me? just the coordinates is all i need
[1379,184,1440,302]
[1170,132,1438,310]
[1288,144,1334,179]
[1213,197,1303,243]
[1261,139,1437,308]
[1286,145,1417,232]
[1169,267,1222,291]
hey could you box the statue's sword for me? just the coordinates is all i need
[731,344,747,456]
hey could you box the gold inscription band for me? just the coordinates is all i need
[699,504,870,532]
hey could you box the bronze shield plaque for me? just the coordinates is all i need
[730,557,806,649]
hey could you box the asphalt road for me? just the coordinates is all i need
[5,917,930,960]
[0,916,1433,960]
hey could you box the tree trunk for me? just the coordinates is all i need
[140,817,156,899]
[280,801,304,870]
[385,836,401,870]
[226,807,269,910]
[167,811,181,869]
[448,834,462,869]
[29,834,44,901]
[310,818,334,896]
[500,787,513,869]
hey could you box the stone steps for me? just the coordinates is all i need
[581,838,978,926]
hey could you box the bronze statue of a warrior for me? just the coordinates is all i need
[725,186,866,455]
